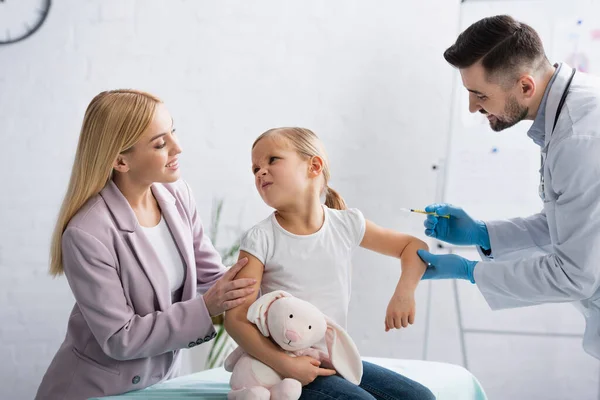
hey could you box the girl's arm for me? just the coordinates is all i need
[224,251,336,385]
[360,220,429,287]
[224,252,286,367]
[359,220,429,329]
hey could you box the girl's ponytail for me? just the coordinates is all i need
[325,186,347,210]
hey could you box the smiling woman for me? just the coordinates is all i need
[35,89,256,400]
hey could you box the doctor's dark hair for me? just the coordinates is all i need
[252,127,347,210]
[50,89,161,277]
[444,15,549,84]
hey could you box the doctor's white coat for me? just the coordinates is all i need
[474,63,600,359]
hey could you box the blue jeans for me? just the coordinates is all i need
[300,361,435,400]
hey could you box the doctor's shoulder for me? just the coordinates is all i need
[551,81,600,147]
[568,74,600,134]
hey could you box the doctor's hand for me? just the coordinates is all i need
[203,257,257,317]
[417,250,477,283]
[423,203,490,249]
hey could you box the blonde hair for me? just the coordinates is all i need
[49,89,161,276]
[252,127,347,210]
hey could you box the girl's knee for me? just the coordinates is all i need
[360,361,435,400]
[412,384,436,400]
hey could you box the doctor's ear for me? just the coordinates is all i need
[308,156,324,177]
[518,74,536,99]
[113,154,130,173]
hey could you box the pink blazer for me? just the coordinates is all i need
[35,180,226,400]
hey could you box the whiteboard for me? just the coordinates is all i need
[441,0,600,222]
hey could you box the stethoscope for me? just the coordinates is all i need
[538,67,577,201]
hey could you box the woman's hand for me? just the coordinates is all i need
[278,356,337,386]
[203,258,257,316]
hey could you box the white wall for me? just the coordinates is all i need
[1,1,596,399]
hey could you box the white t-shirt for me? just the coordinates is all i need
[140,216,186,299]
[239,205,366,329]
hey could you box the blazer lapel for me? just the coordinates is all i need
[151,184,197,302]
[101,181,170,311]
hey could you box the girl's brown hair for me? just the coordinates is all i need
[253,127,346,210]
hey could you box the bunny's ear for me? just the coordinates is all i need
[247,290,292,337]
[324,316,363,385]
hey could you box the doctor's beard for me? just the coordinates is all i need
[488,94,529,132]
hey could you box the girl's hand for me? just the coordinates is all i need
[385,290,416,331]
[279,356,337,386]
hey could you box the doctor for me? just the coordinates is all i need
[417,15,600,359]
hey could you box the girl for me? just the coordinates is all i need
[35,90,255,400]
[225,127,435,399]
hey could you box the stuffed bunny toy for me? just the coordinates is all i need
[224,290,363,400]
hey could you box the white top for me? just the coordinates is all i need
[141,216,186,296]
[240,205,366,329]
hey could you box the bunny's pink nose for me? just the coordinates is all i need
[285,329,301,343]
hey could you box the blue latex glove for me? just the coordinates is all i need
[423,203,490,250]
[417,249,477,283]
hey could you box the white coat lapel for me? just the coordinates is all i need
[544,63,573,148]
